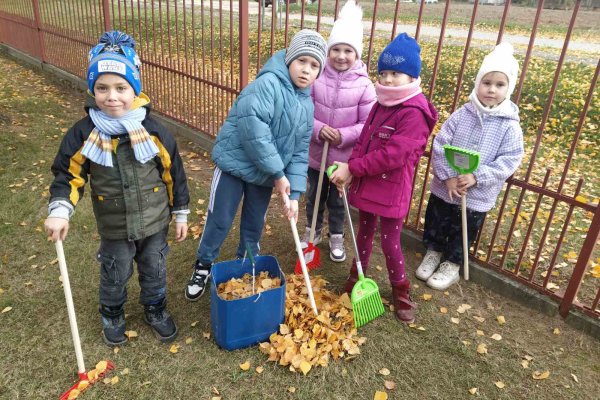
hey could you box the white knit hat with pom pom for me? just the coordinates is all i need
[327,0,364,58]
[474,42,520,97]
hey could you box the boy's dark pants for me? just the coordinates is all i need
[196,168,272,265]
[422,194,486,266]
[97,227,169,307]
[305,167,345,235]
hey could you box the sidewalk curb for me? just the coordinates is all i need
[2,43,598,340]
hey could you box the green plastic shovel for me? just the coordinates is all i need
[327,165,385,328]
[443,145,480,281]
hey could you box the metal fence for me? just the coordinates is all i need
[0,0,598,321]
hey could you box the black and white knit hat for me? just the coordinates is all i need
[284,29,327,77]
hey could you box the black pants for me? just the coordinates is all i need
[422,194,486,265]
[97,227,169,307]
[305,167,345,235]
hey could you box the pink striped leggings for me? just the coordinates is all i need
[350,210,406,285]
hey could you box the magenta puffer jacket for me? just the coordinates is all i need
[348,94,439,219]
[309,61,376,170]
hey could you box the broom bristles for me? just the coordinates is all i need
[353,292,385,328]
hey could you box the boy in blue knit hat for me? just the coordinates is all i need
[185,30,327,301]
[45,31,190,345]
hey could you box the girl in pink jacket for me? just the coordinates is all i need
[301,0,376,263]
[330,33,438,323]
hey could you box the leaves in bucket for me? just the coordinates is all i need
[216,271,281,300]
[259,274,366,374]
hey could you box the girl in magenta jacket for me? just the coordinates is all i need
[330,33,438,323]
[301,0,376,263]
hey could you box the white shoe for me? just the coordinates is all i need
[415,250,443,281]
[426,261,460,290]
[329,234,346,262]
[300,227,321,250]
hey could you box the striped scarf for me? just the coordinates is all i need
[82,107,159,167]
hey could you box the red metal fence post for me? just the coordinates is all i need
[239,0,249,89]
[102,0,111,31]
[559,205,600,318]
[30,0,45,62]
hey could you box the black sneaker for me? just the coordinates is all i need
[99,304,127,346]
[185,261,211,301]
[143,299,178,343]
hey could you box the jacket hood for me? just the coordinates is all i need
[400,94,439,131]
[321,59,370,81]
[464,101,520,122]
[257,50,311,96]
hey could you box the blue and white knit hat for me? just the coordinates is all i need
[87,31,142,95]
[377,33,421,78]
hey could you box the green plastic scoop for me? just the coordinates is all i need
[442,145,480,281]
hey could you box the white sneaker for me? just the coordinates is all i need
[300,227,321,250]
[415,250,443,281]
[329,234,346,262]
[426,261,460,290]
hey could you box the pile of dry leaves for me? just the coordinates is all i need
[216,271,282,300]
[259,274,366,374]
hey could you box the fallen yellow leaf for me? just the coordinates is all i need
[256,366,264,374]
[203,331,211,339]
[379,368,391,376]
[300,361,311,375]
[521,360,529,369]
[553,328,561,335]
[239,361,251,371]
[422,294,432,301]
[497,315,506,325]
[571,373,578,383]
[124,330,138,339]
[451,317,460,324]
[169,344,179,354]
[477,343,488,355]
[490,333,502,341]
[439,307,448,314]
[67,389,80,399]
[532,370,550,380]
[468,387,478,395]
[185,337,193,344]
[1,306,12,313]
[374,391,388,400]
[476,330,485,336]
[110,376,119,385]
[495,381,505,389]
[288,387,296,393]
[190,321,199,327]
[121,368,129,375]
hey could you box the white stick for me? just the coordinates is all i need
[461,195,469,281]
[290,218,319,315]
[55,240,86,374]
[309,141,329,244]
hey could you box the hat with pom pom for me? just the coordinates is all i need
[474,42,519,97]
[327,0,364,58]
[87,31,142,95]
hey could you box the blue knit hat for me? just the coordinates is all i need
[87,31,142,95]
[377,33,421,78]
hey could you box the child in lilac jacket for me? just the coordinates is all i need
[330,33,438,323]
[416,43,524,291]
[301,0,376,263]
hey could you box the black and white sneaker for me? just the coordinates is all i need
[185,261,211,301]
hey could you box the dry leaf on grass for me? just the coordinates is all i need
[457,304,472,314]
[497,315,506,325]
[553,328,561,335]
[124,330,138,339]
[532,370,550,380]
[239,361,251,371]
[477,343,488,355]
[190,321,199,327]
[373,391,388,400]
[185,337,193,344]
[379,368,390,376]
[169,344,179,354]
[473,316,485,323]
[451,317,460,324]
[121,368,129,375]
[571,373,579,383]
[468,387,478,395]
[203,332,211,339]
[476,330,485,336]
[422,294,432,301]
[521,360,529,369]
[384,380,396,390]
[495,381,505,389]
[1,306,12,313]
[288,387,296,393]
[439,307,448,314]
[255,366,264,374]
[490,333,502,341]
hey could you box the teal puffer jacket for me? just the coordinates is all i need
[211,50,313,200]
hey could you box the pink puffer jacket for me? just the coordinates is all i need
[309,61,376,170]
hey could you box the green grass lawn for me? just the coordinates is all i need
[1,51,599,400]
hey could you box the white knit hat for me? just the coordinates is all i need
[474,42,520,98]
[327,0,364,58]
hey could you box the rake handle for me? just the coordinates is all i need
[461,195,469,281]
[290,217,319,316]
[309,141,329,243]
[340,187,365,279]
[55,240,86,374]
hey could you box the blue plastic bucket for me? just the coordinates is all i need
[210,255,285,350]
